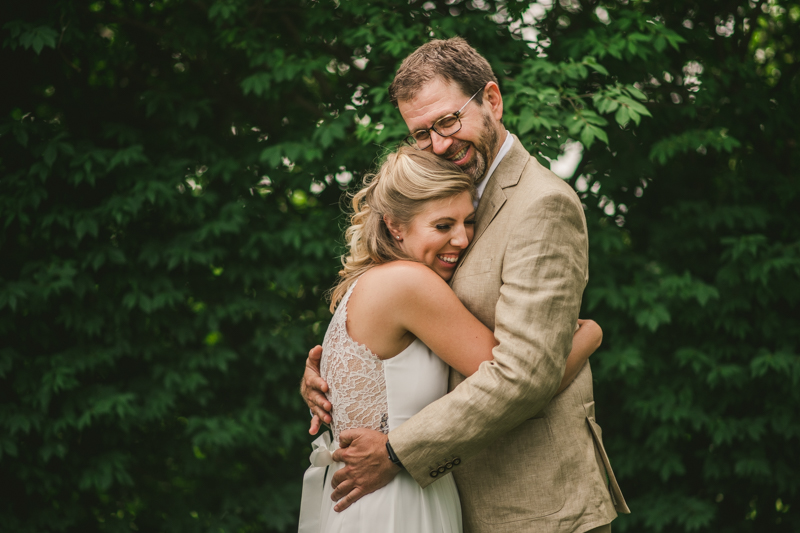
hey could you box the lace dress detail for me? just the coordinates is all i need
[302,278,461,532]
[321,279,388,441]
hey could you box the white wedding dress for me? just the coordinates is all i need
[299,279,462,533]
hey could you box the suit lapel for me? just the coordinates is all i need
[454,135,529,275]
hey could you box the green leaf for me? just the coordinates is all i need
[580,123,596,148]
[18,25,58,55]
[626,85,648,101]
[615,106,629,125]
[13,124,28,147]
[583,56,609,76]
[518,109,536,135]
[43,141,58,167]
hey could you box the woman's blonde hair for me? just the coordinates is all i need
[329,146,474,311]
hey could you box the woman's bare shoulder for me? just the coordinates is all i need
[345,262,450,356]
[357,261,448,303]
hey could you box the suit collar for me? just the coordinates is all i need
[487,134,528,190]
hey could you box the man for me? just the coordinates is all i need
[301,37,629,533]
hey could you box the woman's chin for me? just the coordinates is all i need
[436,268,455,281]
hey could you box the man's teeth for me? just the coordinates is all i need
[438,255,458,264]
[449,146,468,161]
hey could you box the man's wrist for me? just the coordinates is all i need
[385,440,404,469]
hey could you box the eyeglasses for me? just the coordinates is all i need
[404,87,484,150]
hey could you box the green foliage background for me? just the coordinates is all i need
[1,0,798,531]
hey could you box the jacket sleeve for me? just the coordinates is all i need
[387,188,589,487]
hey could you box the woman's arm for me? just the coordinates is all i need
[345,261,498,377]
[378,262,499,377]
[354,263,602,382]
[554,318,602,394]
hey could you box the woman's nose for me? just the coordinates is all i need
[451,225,470,248]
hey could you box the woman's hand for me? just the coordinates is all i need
[576,319,603,352]
[555,319,603,394]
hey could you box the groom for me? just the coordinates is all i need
[302,38,629,533]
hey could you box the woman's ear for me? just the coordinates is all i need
[383,215,404,242]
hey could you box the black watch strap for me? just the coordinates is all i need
[386,441,404,469]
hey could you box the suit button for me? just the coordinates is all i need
[453,458,461,466]
[438,465,446,473]
[445,462,453,469]
[430,470,439,478]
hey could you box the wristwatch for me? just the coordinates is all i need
[386,441,404,469]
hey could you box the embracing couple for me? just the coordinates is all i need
[299,38,630,533]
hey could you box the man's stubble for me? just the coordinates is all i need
[462,111,500,185]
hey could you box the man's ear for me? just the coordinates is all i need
[383,215,404,241]
[483,81,504,121]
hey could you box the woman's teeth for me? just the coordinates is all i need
[437,255,458,264]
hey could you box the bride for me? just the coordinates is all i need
[299,146,602,533]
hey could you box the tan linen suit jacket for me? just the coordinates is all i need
[389,136,629,533]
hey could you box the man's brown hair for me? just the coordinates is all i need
[388,37,499,107]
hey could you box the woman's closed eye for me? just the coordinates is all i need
[435,219,475,230]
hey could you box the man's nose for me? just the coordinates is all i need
[429,131,454,155]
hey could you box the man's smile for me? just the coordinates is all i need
[447,144,471,165]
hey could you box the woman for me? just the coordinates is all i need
[300,146,602,533]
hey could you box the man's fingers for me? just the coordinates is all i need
[330,465,352,490]
[334,487,365,513]
[336,429,356,450]
[305,386,331,411]
[308,345,323,363]
[306,388,331,423]
[305,375,330,397]
[311,405,331,425]
[311,404,331,425]
[308,415,321,435]
[331,444,349,463]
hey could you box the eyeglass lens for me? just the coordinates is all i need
[410,115,462,147]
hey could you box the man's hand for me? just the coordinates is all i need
[330,428,401,512]
[300,345,332,434]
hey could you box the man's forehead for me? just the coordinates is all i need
[398,78,469,129]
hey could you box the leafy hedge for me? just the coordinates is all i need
[1,1,798,532]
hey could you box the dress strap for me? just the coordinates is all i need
[338,278,359,313]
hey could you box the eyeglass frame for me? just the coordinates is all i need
[404,87,485,150]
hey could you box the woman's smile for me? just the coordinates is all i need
[396,191,476,281]
[437,253,460,265]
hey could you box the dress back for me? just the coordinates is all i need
[321,279,448,441]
